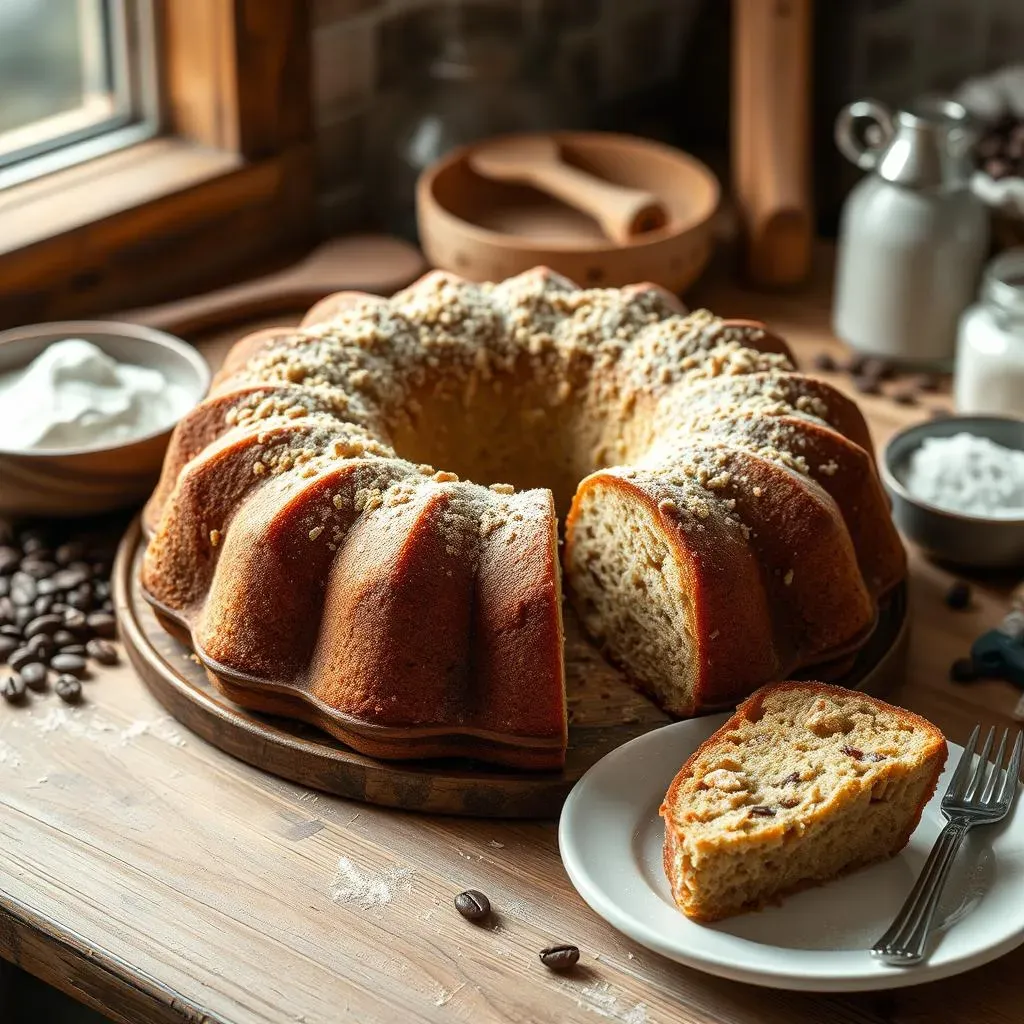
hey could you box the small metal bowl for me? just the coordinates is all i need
[881,415,1024,568]
[0,321,210,518]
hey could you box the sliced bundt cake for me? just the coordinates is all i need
[660,683,946,921]
[142,268,906,768]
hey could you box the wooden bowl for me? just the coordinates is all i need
[0,321,210,517]
[417,131,720,293]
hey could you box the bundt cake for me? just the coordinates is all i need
[660,683,946,921]
[141,268,905,769]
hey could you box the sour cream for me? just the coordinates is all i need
[0,338,192,451]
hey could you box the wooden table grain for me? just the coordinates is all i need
[2,259,1023,1024]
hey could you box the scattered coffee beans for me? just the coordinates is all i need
[54,674,83,704]
[539,944,580,971]
[8,647,38,672]
[945,581,972,611]
[86,612,116,638]
[20,663,47,692]
[1,672,26,703]
[50,653,87,678]
[86,638,118,664]
[454,890,491,922]
[0,521,119,709]
[950,658,978,683]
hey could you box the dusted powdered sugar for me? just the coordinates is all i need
[904,432,1024,517]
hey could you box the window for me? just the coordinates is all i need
[0,0,315,328]
[0,0,158,190]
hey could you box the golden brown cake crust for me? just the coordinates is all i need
[142,267,906,769]
[660,682,947,921]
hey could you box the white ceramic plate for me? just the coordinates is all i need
[559,715,1024,991]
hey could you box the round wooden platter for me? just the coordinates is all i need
[115,518,910,819]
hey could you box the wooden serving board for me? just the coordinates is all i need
[115,517,910,818]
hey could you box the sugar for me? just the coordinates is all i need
[904,432,1024,517]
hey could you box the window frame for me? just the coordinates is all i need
[0,0,314,329]
[0,0,161,190]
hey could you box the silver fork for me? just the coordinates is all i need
[871,724,1022,965]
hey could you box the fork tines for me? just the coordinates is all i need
[945,724,1023,809]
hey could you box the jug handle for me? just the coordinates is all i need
[835,99,895,171]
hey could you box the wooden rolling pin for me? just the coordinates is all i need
[470,136,669,244]
[731,0,813,287]
[119,235,426,337]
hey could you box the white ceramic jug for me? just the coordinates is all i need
[832,98,989,367]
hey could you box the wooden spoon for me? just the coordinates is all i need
[469,136,669,244]
[120,235,427,337]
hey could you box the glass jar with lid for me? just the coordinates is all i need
[954,248,1024,417]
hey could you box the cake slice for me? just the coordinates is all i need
[660,682,947,922]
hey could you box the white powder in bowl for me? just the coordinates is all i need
[904,432,1024,518]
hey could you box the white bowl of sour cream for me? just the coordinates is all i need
[0,321,210,516]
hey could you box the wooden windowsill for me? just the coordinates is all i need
[0,137,242,257]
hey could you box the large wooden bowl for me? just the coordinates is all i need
[417,131,720,294]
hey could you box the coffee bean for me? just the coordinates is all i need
[853,375,880,395]
[26,635,53,660]
[539,944,580,971]
[52,567,88,591]
[87,612,116,639]
[20,663,47,692]
[20,558,56,580]
[454,890,491,922]
[945,581,972,611]
[33,595,54,616]
[8,647,39,672]
[19,533,49,556]
[0,547,18,575]
[891,387,917,405]
[86,638,118,665]
[55,541,86,566]
[10,572,37,605]
[1,672,26,703]
[14,607,32,629]
[53,629,76,647]
[0,624,20,638]
[58,644,85,657]
[55,674,82,704]
[24,613,63,638]
[50,653,87,677]
[811,352,836,372]
[861,357,894,381]
[0,635,18,659]
[66,589,93,611]
[63,609,88,633]
[950,657,977,683]
[94,580,110,601]
[843,353,867,375]
[0,577,7,597]
[0,597,13,625]
[911,373,942,393]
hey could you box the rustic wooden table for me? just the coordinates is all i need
[2,259,1022,1024]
